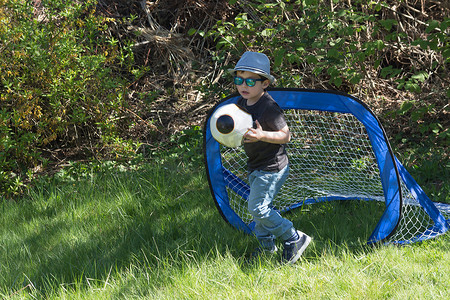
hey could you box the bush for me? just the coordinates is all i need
[205,0,448,94]
[0,0,133,198]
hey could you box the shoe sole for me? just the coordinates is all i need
[287,234,311,264]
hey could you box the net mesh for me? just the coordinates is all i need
[220,109,448,244]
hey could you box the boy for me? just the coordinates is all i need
[228,51,311,264]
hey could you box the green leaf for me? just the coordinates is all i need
[296,46,305,53]
[411,72,429,82]
[187,28,197,36]
[333,77,342,87]
[398,101,414,115]
[379,19,397,31]
[375,2,382,11]
[405,82,421,93]
[412,39,430,50]
[425,20,439,33]
[443,48,450,60]
[438,130,449,139]
[261,28,274,37]
[305,0,319,5]
[306,55,318,64]
[380,66,401,79]
[274,48,286,67]
[327,48,339,58]
[349,73,362,85]
[375,40,385,50]
[440,18,450,31]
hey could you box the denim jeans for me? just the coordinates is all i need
[247,164,296,249]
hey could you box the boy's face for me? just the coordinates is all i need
[235,71,270,104]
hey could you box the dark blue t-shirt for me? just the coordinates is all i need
[237,92,289,172]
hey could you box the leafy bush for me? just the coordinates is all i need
[0,0,133,198]
[204,0,448,94]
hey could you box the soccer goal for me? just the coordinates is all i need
[203,88,449,245]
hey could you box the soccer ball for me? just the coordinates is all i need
[210,104,253,148]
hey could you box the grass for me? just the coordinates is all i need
[0,159,449,299]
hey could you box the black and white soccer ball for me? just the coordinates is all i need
[210,104,253,148]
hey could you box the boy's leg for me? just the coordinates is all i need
[248,165,296,244]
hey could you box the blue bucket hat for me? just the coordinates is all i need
[228,51,275,83]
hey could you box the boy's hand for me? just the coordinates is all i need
[243,120,264,143]
[243,120,291,144]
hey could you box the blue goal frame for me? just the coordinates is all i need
[203,88,449,244]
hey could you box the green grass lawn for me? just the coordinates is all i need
[1,160,449,299]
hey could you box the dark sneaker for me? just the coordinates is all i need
[282,231,311,264]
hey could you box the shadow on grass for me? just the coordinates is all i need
[1,161,227,296]
[1,161,405,297]
[287,200,386,248]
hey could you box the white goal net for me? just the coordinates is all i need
[219,109,449,244]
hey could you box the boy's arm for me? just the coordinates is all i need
[244,120,291,144]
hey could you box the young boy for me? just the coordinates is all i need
[228,51,311,264]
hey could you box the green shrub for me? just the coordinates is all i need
[203,0,448,95]
[0,0,132,198]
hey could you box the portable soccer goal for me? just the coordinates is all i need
[203,88,449,245]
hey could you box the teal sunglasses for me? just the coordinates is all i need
[233,76,265,87]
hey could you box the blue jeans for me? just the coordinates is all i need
[247,165,296,249]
